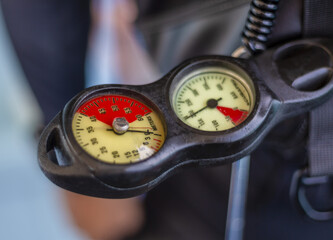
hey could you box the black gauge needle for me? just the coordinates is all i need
[184,97,222,120]
[107,128,160,135]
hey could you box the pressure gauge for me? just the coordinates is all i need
[172,67,255,132]
[72,94,166,164]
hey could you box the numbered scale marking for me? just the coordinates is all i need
[72,95,166,164]
[173,67,254,131]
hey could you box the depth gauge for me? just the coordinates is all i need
[172,67,254,131]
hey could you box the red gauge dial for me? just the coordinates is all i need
[72,95,166,164]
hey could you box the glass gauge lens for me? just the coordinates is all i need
[172,67,254,132]
[72,95,166,164]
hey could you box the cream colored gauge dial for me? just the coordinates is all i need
[72,95,166,164]
[172,67,254,132]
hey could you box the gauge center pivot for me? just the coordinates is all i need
[207,98,219,108]
[113,117,129,134]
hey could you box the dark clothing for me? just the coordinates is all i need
[1,0,333,239]
[1,0,90,123]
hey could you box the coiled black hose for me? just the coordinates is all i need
[242,0,280,53]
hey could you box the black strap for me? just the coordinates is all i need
[309,100,333,176]
[303,0,333,177]
[303,0,333,38]
[286,0,333,221]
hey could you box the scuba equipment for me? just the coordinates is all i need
[242,0,280,53]
[38,39,333,198]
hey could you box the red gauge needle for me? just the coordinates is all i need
[216,106,248,125]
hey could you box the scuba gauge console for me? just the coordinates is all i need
[38,39,333,198]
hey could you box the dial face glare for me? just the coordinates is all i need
[72,95,166,164]
[172,67,254,132]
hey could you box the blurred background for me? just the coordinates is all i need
[0,3,88,240]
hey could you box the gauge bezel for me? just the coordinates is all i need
[167,59,258,135]
[63,87,168,166]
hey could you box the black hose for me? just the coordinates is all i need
[242,0,280,54]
